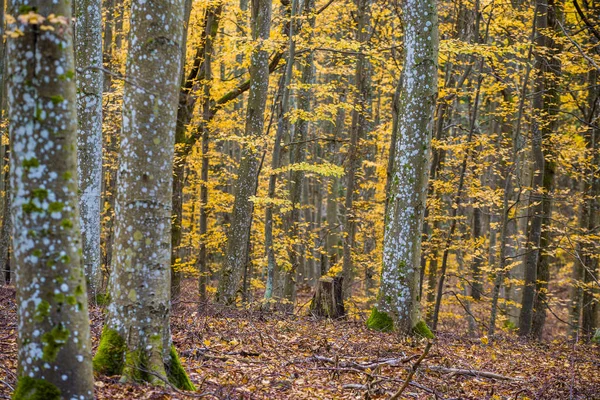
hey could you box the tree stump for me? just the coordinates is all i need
[309,276,345,318]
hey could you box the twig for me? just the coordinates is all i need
[309,354,414,370]
[390,341,432,400]
[0,378,14,391]
[426,365,520,381]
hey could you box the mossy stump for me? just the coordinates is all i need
[309,276,345,319]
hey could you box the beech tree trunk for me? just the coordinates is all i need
[264,0,298,303]
[342,0,373,299]
[283,0,316,307]
[7,2,95,398]
[93,0,194,389]
[217,0,272,305]
[75,0,104,297]
[371,0,438,336]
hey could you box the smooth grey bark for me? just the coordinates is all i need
[530,0,561,340]
[264,0,298,302]
[373,0,438,334]
[7,2,94,398]
[170,0,200,299]
[519,0,550,337]
[217,0,272,305]
[95,0,190,386]
[75,0,104,297]
[324,89,346,274]
[342,0,373,299]
[283,0,316,307]
[197,3,223,302]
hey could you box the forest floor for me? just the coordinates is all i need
[1,282,599,400]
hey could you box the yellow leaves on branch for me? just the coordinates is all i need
[272,161,345,178]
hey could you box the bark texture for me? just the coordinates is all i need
[372,0,438,335]
[7,3,94,398]
[93,0,193,389]
[216,0,272,305]
[75,0,104,296]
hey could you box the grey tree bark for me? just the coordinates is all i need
[93,0,194,389]
[283,0,316,307]
[264,0,298,303]
[75,0,104,298]
[342,0,373,299]
[216,0,272,305]
[519,0,555,337]
[370,0,438,336]
[7,2,95,398]
[197,3,223,302]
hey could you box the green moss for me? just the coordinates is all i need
[62,172,72,181]
[34,301,50,322]
[31,189,48,200]
[75,285,84,297]
[12,376,60,400]
[48,202,64,213]
[167,345,196,391]
[93,326,126,376]
[22,158,39,169]
[592,329,600,344]
[66,295,77,306]
[366,308,394,332]
[41,324,70,362]
[22,202,43,214]
[61,219,73,229]
[50,95,64,104]
[94,292,110,306]
[412,320,435,339]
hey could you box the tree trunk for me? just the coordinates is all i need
[581,68,600,340]
[530,0,561,340]
[342,0,373,299]
[75,0,104,298]
[283,0,316,307]
[170,0,203,299]
[93,0,194,389]
[264,0,298,303]
[7,2,95,397]
[216,0,272,305]
[197,3,223,303]
[519,0,550,337]
[370,0,438,336]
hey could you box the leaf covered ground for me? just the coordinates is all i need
[1,283,599,399]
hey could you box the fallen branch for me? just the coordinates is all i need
[309,354,414,370]
[390,341,433,400]
[426,365,521,381]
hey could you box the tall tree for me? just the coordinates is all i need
[519,0,557,337]
[368,0,438,336]
[75,0,104,297]
[7,3,94,398]
[92,0,194,389]
[283,0,316,307]
[342,0,373,298]
[216,0,272,305]
[264,0,298,303]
